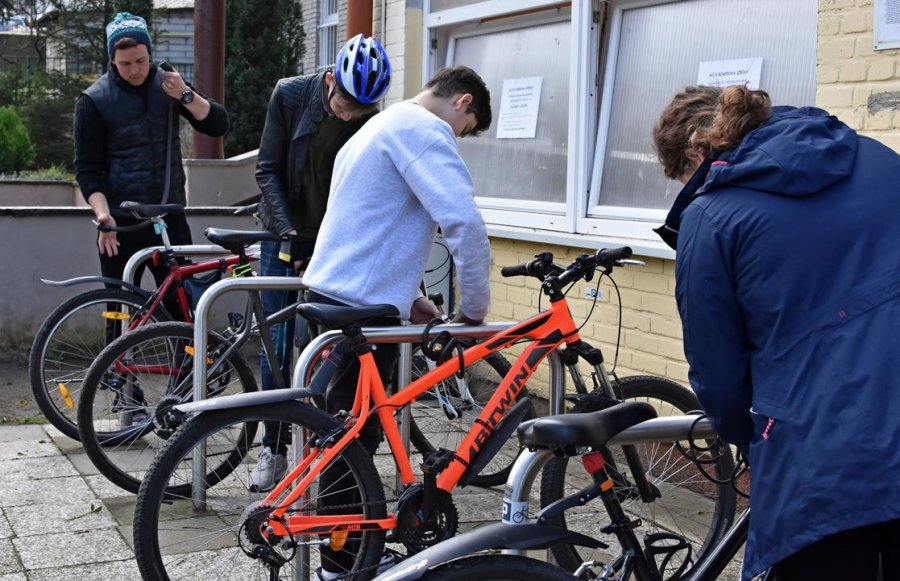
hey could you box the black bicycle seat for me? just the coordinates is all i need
[204,228,280,251]
[297,303,399,330]
[118,201,185,218]
[518,402,657,454]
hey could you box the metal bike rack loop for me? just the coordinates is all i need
[191,276,305,510]
[122,243,261,286]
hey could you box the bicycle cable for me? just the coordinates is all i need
[674,414,751,499]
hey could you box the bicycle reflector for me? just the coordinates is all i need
[102,311,131,321]
[330,530,349,551]
[57,383,75,409]
[183,345,213,365]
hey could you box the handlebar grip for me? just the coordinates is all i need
[500,264,530,278]
[158,61,175,72]
[596,246,633,268]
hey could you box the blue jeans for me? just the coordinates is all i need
[259,239,297,454]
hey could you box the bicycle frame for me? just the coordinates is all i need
[262,297,582,537]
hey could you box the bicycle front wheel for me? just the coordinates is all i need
[134,400,386,580]
[422,555,578,581]
[78,321,257,495]
[29,288,171,440]
[408,351,528,487]
[539,375,737,577]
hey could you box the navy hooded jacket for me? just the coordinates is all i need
[674,106,900,578]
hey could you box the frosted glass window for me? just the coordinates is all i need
[592,0,817,213]
[451,20,570,203]
[431,0,486,12]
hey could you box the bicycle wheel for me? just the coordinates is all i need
[422,554,578,581]
[134,400,386,580]
[407,351,528,487]
[29,288,171,440]
[78,321,257,495]
[540,375,737,577]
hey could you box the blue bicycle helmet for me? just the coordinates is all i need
[335,33,391,105]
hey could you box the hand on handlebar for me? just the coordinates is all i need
[410,297,442,324]
[451,311,483,326]
[93,213,120,257]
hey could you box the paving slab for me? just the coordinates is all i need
[0,539,21,575]
[0,476,96,508]
[0,573,27,581]
[5,500,117,537]
[0,426,46,443]
[26,559,141,581]
[84,474,135,500]
[0,456,79,482]
[0,513,11,541]
[0,438,59,462]
[13,529,131,570]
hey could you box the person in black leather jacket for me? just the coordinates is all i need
[248,35,391,493]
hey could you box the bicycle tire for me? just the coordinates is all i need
[78,321,257,495]
[422,554,578,581]
[407,351,529,487]
[134,400,386,580]
[540,375,737,577]
[29,288,172,440]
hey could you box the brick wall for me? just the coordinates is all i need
[818,0,900,150]
[487,239,688,399]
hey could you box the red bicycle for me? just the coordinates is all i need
[29,201,270,440]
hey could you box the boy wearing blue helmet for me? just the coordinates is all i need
[251,34,391,493]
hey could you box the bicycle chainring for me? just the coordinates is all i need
[395,483,459,554]
[151,393,184,439]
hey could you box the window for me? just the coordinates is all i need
[317,0,339,71]
[425,0,818,253]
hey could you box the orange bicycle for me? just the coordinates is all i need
[133,247,728,580]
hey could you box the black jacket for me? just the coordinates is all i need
[255,74,328,236]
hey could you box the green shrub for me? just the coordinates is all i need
[0,106,35,173]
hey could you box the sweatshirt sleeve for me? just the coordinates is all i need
[675,204,754,447]
[403,137,491,320]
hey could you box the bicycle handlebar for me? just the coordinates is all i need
[500,246,634,286]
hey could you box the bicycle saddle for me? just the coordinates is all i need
[204,228,280,251]
[297,303,399,329]
[118,201,185,218]
[518,401,657,454]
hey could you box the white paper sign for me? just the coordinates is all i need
[874,0,900,50]
[496,77,543,139]
[697,58,763,90]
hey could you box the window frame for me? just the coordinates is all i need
[317,0,339,72]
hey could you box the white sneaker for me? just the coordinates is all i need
[315,549,403,580]
[248,447,287,492]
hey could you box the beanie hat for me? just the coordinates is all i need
[106,12,152,60]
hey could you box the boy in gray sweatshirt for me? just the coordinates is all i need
[303,66,493,579]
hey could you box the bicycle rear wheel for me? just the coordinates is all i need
[407,351,528,487]
[29,288,171,440]
[540,375,737,577]
[134,400,386,580]
[422,554,578,580]
[78,321,257,495]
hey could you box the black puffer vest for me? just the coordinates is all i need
[82,66,185,207]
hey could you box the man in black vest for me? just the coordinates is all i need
[74,12,228,307]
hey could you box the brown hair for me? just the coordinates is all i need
[425,66,492,135]
[653,85,773,179]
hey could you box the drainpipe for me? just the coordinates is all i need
[346,0,373,37]
[192,0,225,159]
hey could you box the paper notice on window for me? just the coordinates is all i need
[496,77,543,139]
[874,0,900,50]
[697,58,763,90]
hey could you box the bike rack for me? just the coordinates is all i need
[121,243,261,286]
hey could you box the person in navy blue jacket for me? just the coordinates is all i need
[653,85,900,580]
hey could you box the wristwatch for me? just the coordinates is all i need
[179,89,194,104]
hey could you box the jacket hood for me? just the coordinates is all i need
[699,106,858,198]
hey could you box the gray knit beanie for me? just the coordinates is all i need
[106,12,152,60]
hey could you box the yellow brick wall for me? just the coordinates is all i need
[486,239,688,400]
[818,0,900,150]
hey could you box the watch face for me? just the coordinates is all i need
[180,90,194,104]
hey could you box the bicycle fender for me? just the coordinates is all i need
[39,275,150,297]
[373,522,605,581]
[175,387,314,414]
